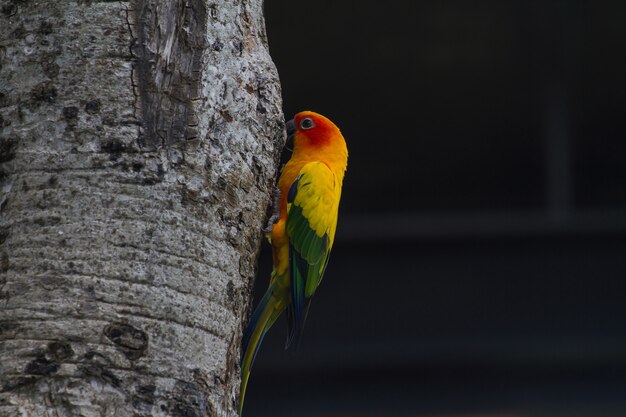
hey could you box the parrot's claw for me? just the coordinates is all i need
[262,222,277,234]
[263,186,281,233]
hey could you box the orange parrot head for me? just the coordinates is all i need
[286,111,344,150]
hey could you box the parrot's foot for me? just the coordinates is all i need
[262,186,281,233]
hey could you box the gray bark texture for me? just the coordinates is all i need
[0,1,284,416]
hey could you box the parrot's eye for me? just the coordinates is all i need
[300,117,315,130]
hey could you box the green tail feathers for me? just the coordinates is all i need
[239,282,286,415]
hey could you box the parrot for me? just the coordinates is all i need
[239,111,348,414]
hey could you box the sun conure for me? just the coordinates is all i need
[239,111,348,414]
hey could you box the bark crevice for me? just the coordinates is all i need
[130,0,208,149]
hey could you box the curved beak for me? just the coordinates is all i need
[286,119,296,142]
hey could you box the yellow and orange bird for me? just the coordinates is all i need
[239,111,348,414]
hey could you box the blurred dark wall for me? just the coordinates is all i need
[245,1,626,416]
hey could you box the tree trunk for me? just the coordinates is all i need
[0,1,283,416]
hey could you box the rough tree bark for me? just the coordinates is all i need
[0,1,283,416]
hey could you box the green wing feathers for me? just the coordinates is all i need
[285,162,340,347]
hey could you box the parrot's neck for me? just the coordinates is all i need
[292,139,348,180]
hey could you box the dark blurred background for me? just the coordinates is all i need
[247,1,626,416]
